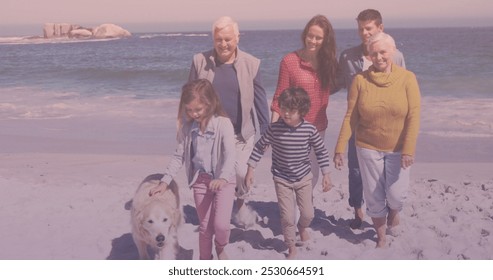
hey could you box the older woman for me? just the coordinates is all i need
[333,32,421,248]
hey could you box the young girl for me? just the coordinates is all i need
[245,87,333,259]
[151,79,236,260]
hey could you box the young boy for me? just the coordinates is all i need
[245,87,333,259]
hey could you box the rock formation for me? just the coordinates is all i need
[92,24,131,39]
[43,23,131,39]
[69,29,93,39]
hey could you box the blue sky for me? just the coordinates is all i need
[1,0,492,35]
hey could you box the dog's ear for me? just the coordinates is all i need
[137,213,151,239]
[133,209,149,237]
[168,180,180,206]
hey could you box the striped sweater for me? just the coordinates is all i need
[248,119,331,183]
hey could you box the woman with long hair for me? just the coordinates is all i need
[271,15,338,187]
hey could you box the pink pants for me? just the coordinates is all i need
[192,179,235,260]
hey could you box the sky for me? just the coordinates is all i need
[1,0,492,35]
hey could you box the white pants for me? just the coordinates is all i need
[356,147,409,218]
[234,134,255,199]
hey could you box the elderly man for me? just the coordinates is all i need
[188,16,269,226]
[335,9,406,230]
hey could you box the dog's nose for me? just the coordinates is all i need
[156,234,165,243]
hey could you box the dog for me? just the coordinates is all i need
[130,174,181,260]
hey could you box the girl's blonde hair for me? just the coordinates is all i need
[177,79,227,136]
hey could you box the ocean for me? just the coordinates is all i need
[1,27,492,99]
[1,27,493,156]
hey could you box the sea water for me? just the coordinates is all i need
[1,27,492,145]
[2,27,492,98]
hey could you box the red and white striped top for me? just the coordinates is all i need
[271,51,330,132]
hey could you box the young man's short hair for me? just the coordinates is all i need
[356,9,383,26]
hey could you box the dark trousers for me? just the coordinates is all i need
[348,134,364,208]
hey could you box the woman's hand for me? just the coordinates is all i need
[401,154,415,169]
[209,178,227,191]
[333,153,344,170]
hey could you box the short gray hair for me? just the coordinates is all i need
[367,32,396,52]
[212,16,239,39]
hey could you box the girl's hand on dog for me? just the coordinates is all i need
[149,181,168,196]
[209,178,227,191]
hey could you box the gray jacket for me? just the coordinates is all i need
[188,48,269,141]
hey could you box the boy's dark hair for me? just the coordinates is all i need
[278,87,311,117]
[356,9,383,26]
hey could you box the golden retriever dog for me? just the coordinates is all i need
[131,174,181,260]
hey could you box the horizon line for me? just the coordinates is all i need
[1,18,492,36]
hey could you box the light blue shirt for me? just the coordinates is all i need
[191,121,216,175]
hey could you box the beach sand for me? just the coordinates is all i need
[1,88,492,260]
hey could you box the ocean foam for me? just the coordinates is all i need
[0,36,120,45]
[0,87,178,121]
[139,33,208,39]
[1,87,492,139]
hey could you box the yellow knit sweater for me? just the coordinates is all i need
[335,64,421,155]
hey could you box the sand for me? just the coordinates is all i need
[0,87,492,260]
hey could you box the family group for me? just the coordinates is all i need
[150,9,421,259]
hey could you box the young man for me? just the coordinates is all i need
[335,9,406,229]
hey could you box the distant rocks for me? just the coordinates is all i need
[69,28,93,39]
[92,24,131,39]
[43,23,131,39]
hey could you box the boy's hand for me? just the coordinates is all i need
[322,173,333,192]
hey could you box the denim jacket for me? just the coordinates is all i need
[161,115,236,187]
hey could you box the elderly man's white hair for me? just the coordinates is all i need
[212,16,240,39]
[367,32,396,51]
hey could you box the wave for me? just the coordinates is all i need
[184,33,209,37]
[0,87,179,120]
[0,36,121,45]
[424,131,493,138]
[139,33,208,39]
